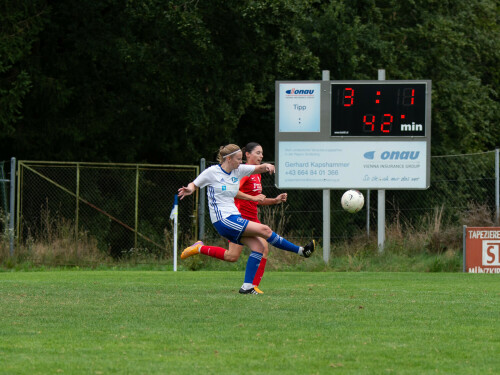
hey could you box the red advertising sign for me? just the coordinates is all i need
[463,226,500,273]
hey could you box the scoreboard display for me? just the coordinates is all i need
[275,79,431,190]
[331,82,428,137]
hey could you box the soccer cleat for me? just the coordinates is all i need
[239,287,259,295]
[302,240,316,258]
[181,241,203,259]
[253,286,264,294]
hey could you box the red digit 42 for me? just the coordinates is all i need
[362,114,393,133]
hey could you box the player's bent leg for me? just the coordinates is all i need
[199,244,227,260]
[243,221,298,252]
[240,236,266,253]
[242,221,298,252]
[225,242,244,262]
[242,221,273,238]
[182,241,230,261]
[242,221,316,257]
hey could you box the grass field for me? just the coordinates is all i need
[0,271,498,374]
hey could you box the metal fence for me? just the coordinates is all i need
[201,150,500,247]
[16,161,199,258]
[10,150,500,260]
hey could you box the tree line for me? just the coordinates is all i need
[1,0,498,165]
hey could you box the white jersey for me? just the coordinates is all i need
[193,164,256,223]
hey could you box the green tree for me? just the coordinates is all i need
[307,0,499,154]
[1,0,319,163]
[1,0,498,162]
[0,0,47,136]
[118,0,320,162]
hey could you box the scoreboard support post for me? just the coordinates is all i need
[378,190,385,252]
[322,70,331,263]
[377,69,386,252]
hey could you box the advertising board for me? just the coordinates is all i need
[463,226,500,273]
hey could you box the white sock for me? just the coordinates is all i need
[298,247,304,256]
[242,283,254,290]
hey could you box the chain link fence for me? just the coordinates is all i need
[201,150,499,248]
[9,151,499,263]
[16,161,198,260]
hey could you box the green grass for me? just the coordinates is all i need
[0,271,498,374]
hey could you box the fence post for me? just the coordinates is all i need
[496,148,499,225]
[199,158,206,240]
[135,165,140,248]
[0,162,7,220]
[9,157,16,256]
[16,161,21,250]
[76,163,80,248]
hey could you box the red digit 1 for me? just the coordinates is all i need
[363,114,375,132]
[343,88,354,107]
[402,88,415,105]
[381,113,393,133]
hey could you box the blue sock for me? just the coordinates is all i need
[266,232,300,253]
[244,252,262,284]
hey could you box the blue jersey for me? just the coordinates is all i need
[193,164,255,223]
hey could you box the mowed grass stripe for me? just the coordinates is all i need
[0,271,498,374]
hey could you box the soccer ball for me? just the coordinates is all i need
[341,190,364,213]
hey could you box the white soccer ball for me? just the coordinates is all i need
[341,190,364,213]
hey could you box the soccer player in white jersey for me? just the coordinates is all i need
[178,144,315,294]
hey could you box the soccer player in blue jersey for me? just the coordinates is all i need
[178,144,315,294]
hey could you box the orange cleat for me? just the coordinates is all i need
[253,286,264,294]
[181,241,203,259]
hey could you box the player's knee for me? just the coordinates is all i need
[224,253,239,262]
[261,225,273,238]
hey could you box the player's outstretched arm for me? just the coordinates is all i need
[178,182,197,200]
[253,163,275,175]
[236,191,266,203]
[258,193,288,206]
[274,193,287,203]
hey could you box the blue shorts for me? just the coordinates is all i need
[213,215,249,245]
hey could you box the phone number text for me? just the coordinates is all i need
[284,169,339,176]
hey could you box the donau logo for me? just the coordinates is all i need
[363,151,420,160]
[285,88,315,95]
[364,151,375,160]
